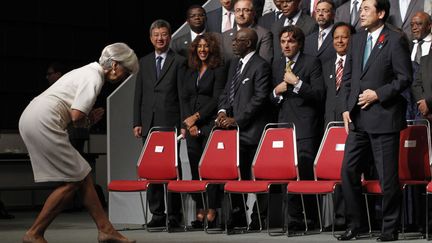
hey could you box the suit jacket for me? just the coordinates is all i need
[339,25,412,134]
[335,1,363,31]
[257,11,279,30]
[387,0,424,41]
[271,13,318,62]
[322,55,343,126]
[218,53,273,145]
[182,66,227,136]
[270,53,325,139]
[222,25,273,64]
[304,30,336,64]
[170,32,192,58]
[133,49,187,136]
[412,54,432,109]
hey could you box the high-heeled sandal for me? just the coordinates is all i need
[97,231,136,243]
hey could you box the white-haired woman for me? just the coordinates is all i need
[19,43,138,243]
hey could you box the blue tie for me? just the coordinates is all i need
[363,35,372,69]
[229,60,243,106]
[156,56,163,79]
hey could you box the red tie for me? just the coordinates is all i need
[336,58,343,90]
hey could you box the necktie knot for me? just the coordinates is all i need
[286,60,295,72]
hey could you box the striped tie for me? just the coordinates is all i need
[229,60,243,106]
[335,58,343,90]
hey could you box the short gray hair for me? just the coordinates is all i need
[99,42,139,74]
[149,19,172,36]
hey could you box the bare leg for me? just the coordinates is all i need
[78,175,134,242]
[23,180,82,243]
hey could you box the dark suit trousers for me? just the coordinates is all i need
[342,130,401,234]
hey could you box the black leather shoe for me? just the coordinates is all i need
[191,220,203,229]
[337,228,368,241]
[376,233,398,242]
[147,219,165,228]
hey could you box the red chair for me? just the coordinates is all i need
[286,121,347,236]
[223,123,298,234]
[362,119,431,239]
[167,126,240,233]
[108,127,179,232]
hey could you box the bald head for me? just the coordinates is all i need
[241,28,258,48]
[411,11,432,41]
[232,28,258,58]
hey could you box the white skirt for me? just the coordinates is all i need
[18,96,91,182]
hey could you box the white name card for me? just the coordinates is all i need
[335,144,345,151]
[272,141,284,148]
[155,146,164,153]
[404,140,417,148]
[217,142,224,149]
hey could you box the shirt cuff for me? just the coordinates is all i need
[273,89,283,103]
[293,80,303,94]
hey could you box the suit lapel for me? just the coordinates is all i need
[318,33,332,54]
[403,0,417,24]
[155,50,175,86]
[362,28,389,76]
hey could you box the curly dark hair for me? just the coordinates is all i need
[188,33,222,71]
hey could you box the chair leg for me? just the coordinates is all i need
[427,193,429,240]
[300,194,308,234]
[253,193,262,232]
[401,188,406,240]
[139,192,147,230]
[364,194,372,238]
[200,192,207,231]
[331,192,336,238]
[179,193,187,232]
[164,184,169,232]
[316,194,323,233]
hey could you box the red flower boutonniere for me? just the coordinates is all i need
[377,34,385,49]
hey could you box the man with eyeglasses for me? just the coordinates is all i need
[271,0,318,61]
[171,5,215,58]
[304,0,336,64]
[216,28,273,231]
[133,19,187,230]
[222,0,274,63]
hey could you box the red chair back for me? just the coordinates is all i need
[199,127,239,180]
[315,122,347,180]
[398,120,431,181]
[137,127,178,180]
[252,124,298,180]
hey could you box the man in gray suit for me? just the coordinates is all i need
[335,0,363,31]
[304,0,337,64]
[271,0,318,61]
[387,0,424,40]
[171,5,207,58]
[133,19,186,229]
[222,0,274,63]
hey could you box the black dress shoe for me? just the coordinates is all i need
[376,233,398,242]
[337,227,368,241]
[147,218,166,228]
[191,219,204,229]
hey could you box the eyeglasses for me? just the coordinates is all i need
[188,13,206,18]
[152,33,170,38]
[234,8,253,14]
[232,37,248,43]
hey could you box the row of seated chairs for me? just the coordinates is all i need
[107,120,432,240]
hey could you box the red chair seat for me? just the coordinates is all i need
[225,180,292,193]
[108,180,150,191]
[287,180,340,194]
[167,180,208,192]
[427,182,432,193]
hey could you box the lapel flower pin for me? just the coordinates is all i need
[377,34,385,49]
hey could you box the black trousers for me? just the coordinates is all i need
[341,130,401,235]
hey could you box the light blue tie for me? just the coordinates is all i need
[363,35,372,69]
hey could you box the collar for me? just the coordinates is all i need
[413,33,432,43]
[222,7,233,16]
[319,24,334,37]
[287,11,302,24]
[367,24,385,46]
[154,51,168,60]
[286,52,300,64]
[191,29,206,41]
[335,54,346,65]
[240,51,256,66]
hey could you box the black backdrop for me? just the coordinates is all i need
[0,0,206,131]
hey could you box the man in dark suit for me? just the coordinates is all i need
[271,25,325,229]
[335,0,363,31]
[387,0,424,40]
[321,22,355,230]
[337,0,412,240]
[271,0,318,62]
[222,0,273,63]
[133,19,186,228]
[412,44,432,118]
[304,0,337,64]
[207,0,235,33]
[257,0,283,30]
[171,5,207,58]
[216,28,273,230]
